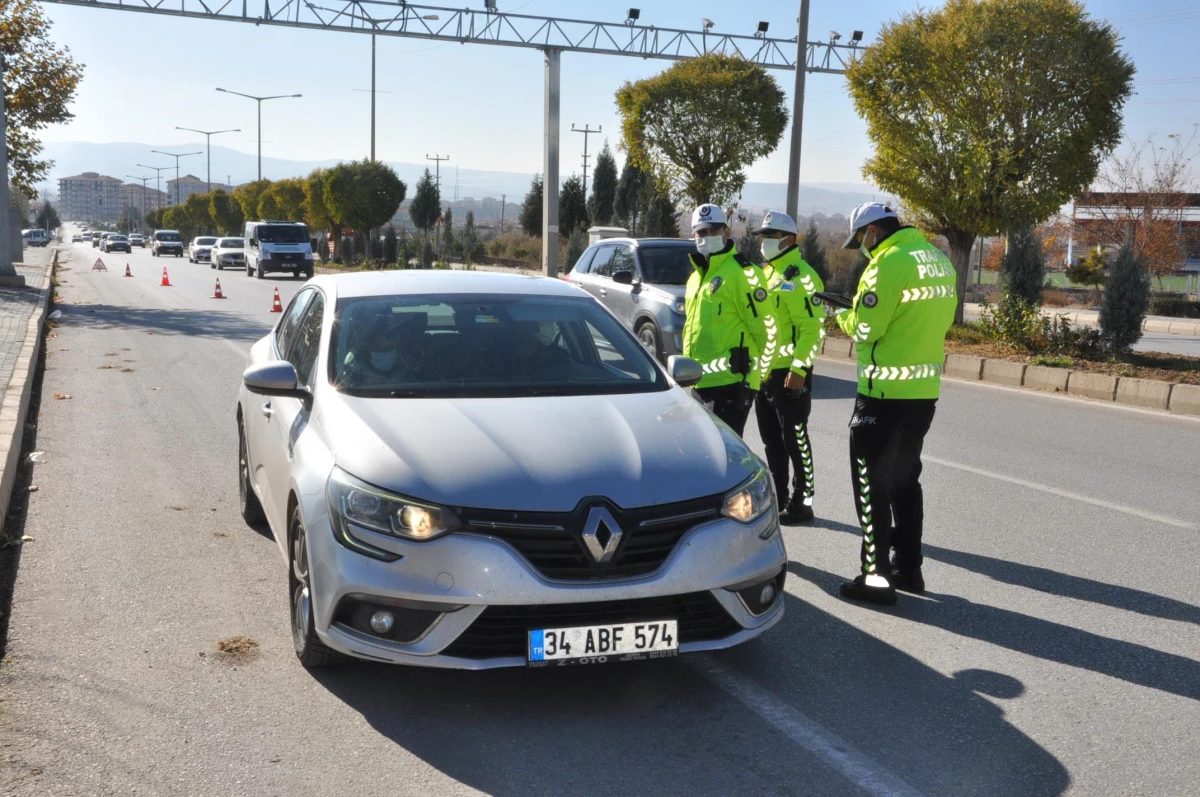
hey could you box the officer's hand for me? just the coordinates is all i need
[784,371,806,391]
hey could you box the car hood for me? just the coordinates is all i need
[318,388,759,512]
[645,283,686,303]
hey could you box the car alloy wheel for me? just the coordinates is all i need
[288,507,342,667]
[637,322,662,360]
[238,422,265,525]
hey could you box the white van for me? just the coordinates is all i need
[21,228,51,248]
[243,220,314,280]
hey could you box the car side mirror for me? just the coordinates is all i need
[667,355,703,388]
[249,238,257,246]
[243,361,311,404]
[612,269,634,285]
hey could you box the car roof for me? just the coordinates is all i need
[309,269,588,300]
[588,237,691,248]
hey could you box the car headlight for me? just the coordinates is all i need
[304,252,314,260]
[327,468,461,545]
[721,467,775,530]
[673,300,686,315]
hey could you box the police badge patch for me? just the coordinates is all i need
[753,287,768,302]
[862,291,879,308]
[709,276,723,294]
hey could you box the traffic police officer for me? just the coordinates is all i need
[683,203,769,435]
[753,211,826,524]
[833,203,955,605]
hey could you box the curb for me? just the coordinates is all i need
[0,258,54,537]
[815,337,1199,417]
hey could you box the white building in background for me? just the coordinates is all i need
[58,172,123,222]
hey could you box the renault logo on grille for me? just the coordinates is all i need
[580,507,624,564]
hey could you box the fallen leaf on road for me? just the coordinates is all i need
[216,636,259,659]
[167,505,187,511]
[28,485,38,492]
[21,535,33,543]
[99,364,118,370]
[146,332,154,335]
[151,386,162,390]
[121,368,135,373]
[104,352,117,357]
[53,393,71,400]
[212,531,227,538]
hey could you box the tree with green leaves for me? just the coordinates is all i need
[799,218,830,285]
[588,143,618,226]
[617,54,787,206]
[1,0,84,195]
[408,169,441,267]
[613,161,647,233]
[559,175,588,238]
[303,169,334,230]
[34,200,59,231]
[323,160,406,236]
[442,207,454,256]
[208,190,244,235]
[847,0,1134,323]
[233,179,271,221]
[265,178,307,221]
[1099,240,1149,352]
[461,210,482,264]
[183,192,214,234]
[520,175,543,237]
[638,180,677,238]
[1002,224,1046,305]
[1066,249,1108,290]
[563,227,587,272]
[162,206,189,238]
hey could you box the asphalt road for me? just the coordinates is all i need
[1,228,1198,796]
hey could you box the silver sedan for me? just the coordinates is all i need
[237,271,786,670]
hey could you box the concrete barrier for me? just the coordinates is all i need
[1067,372,1119,402]
[1168,320,1200,335]
[1115,378,1174,410]
[1168,383,1200,416]
[824,338,853,359]
[944,354,984,380]
[1145,318,1173,334]
[982,359,1026,387]
[1023,365,1071,393]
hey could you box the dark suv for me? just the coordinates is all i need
[566,237,694,362]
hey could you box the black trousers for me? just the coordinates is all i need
[695,383,755,436]
[849,394,937,576]
[754,368,814,505]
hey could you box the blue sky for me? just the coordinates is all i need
[37,0,1200,193]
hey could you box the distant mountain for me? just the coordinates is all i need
[43,140,888,216]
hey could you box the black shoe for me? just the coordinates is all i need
[839,574,897,605]
[778,496,814,525]
[887,567,925,594]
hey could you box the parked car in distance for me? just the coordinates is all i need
[188,236,218,263]
[566,237,694,362]
[237,271,785,670]
[71,234,84,243]
[91,232,102,247]
[129,234,146,248]
[21,228,51,247]
[210,237,246,270]
[151,230,184,257]
[103,234,131,254]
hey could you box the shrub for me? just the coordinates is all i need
[1031,354,1074,368]
[1148,296,1200,318]
[1065,250,1107,289]
[946,322,989,344]
[1002,224,1045,304]
[981,290,1103,358]
[1099,241,1150,352]
[563,227,587,272]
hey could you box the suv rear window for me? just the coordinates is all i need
[639,246,694,286]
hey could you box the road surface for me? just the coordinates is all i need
[1,232,1197,796]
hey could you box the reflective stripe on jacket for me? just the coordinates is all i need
[760,246,827,377]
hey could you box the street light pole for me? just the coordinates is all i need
[786,0,811,220]
[125,175,152,232]
[150,150,202,206]
[174,127,240,192]
[136,164,171,213]
[215,88,303,182]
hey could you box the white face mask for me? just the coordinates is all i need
[695,234,725,257]
[761,239,783,261]
[370,350,398,371]
[859,229,874,260]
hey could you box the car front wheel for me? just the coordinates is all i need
[637,321,663,361]
[289,507,343,668]
[238,421,265,525]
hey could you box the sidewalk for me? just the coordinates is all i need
[964,302,1200,337]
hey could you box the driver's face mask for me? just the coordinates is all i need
[533,322,558,346]
[370,348,398,371]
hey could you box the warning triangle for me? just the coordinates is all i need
[92,258,108,271]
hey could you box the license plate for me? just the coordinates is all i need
[528,620,678,667]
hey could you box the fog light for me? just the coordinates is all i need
[759,584,776,605]
[369,610,394,634]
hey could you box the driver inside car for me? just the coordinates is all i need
[342,314,426,387]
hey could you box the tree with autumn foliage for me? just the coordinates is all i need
[1,0,84,195]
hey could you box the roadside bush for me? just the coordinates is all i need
[486,232,542,264]
[981,290,1104,358]
[1031,354,1073,368]
[1099,241,1150,352]
[1002,224,1045,304]
[946,322,989,345]
[1148,296,1200,318]
[563,228,587,272]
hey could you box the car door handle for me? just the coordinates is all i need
[261,401,273,419]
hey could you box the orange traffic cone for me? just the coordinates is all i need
[161,266,172,287]
[124,263,132,277]
[269,287,283,313]
[213,278,226,299]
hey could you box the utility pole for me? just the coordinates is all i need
[0,54,20,286]
[136,164,171,213]
[151,149,202,206]
[786,0,812,220]
[501,194,506,234]
[352,39,394,162]
[426,154,449,190]
[126,175,152,232]
[175,127,239,192]
[571,123,601,198]
[215,88,303,181]
[542,48,561,277]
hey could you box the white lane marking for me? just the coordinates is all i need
[693,658,930,797]
[923,456,1198,530]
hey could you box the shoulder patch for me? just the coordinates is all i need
[861,291,879,309]
[753,287,768,303]
[780,282,796,292]
[709,276,724,294]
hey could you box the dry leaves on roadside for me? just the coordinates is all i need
[53,393,71,400]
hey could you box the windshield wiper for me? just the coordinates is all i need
[388,389,423,397]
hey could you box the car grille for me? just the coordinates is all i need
[457,495,723,581]
[275,252,303,262]
[441,591,740,660]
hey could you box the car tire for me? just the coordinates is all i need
[636,321,663,361]
[256,262,265,280]
[211,260,216,270]
[238,421,266,525]
[304,268,314,280]
[289,506,344,668]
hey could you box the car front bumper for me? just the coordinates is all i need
[306,507,787,669]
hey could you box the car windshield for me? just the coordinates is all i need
[257,225,308,243]
[111,235,127,241]
[217,238,244,248]
[331,293,668,398]
[157,233,181,242]
[639,245,694,285]
[196,237,218,245]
